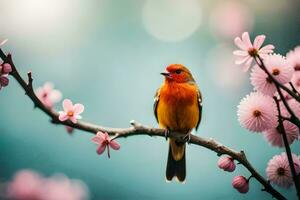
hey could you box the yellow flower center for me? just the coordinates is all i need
[67,111,74,117]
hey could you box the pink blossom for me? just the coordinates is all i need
[266,153,300,188]
[232,176,249,193]
[58,99,84,123]
[0,75,9,87]
[1,63,12,74]
[275,85,294,101]
[65,126,74,134]
[280,99,300,119]
[233,32,274,72]
[286,46,300,71]
[217,156,236,172]
[250,55,292,97]
[263,121,299,147]
[7,170,44,200]
[36,82,62,108]
[250,64,276,96]
[40,174,89,200]
[7,170,89,200]
[237,92,278,132]
[91,131,120,158]
[264,54,293,84]
[291,71,300,91]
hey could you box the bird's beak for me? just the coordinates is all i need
[160,72,170,77]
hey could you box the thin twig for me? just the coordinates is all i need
[289,82,300,96]
[0,48,287,200]
[274,97,300,200]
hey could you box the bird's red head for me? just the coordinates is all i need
[161,64,195,83]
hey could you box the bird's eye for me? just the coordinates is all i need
[175,70,182,74]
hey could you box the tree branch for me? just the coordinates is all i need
[0,48,287,200]
[274,97,300,199]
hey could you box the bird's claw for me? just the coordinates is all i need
[164,129,170,141]
[183,133,192,144]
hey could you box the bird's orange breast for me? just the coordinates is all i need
[157,82,199,133]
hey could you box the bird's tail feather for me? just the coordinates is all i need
[166,139,186,182]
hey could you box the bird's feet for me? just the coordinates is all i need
[164,129,170,141]
[183,132,192,144]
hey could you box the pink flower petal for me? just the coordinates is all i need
[97,144,107,155]
[58,112,68,121]
[233,50,248,56]
[234,37,247,50]
[253,35,266,49]
[242,32,252,48]
[91,136,103,144]
[69,116,77,124]
[49,90,62,103]
[0,76,9,86]
[242,57,253,72]
[109,140,120,150]
[63,99,73,112]
[235,55,250,65]
[96,132,106,140]
[2,63,12,74]
[103,132,110,140]
[259,44,275,53]
[73,104,84,115]
[43,82,54,93]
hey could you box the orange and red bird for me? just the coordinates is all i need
[154,64,202,182]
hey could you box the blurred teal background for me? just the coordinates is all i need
[0,0,300,199]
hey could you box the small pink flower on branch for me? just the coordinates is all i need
[264,54,293,84]
[250,64,276,96]
[263,121,299,148]
[286,46,300,71]
[232,176,249,193]
[91,131,120,158]
[0,76,9,90]
[237,92,278,132]
[218,156,236,172]
[291,71,300,92]
[1,63,12,74]
[36,82,62,108]
[233,32,274,72]
[266,153,300,188]
[251,54,293,96]
[279,99,300,119]
[58,99,84,124]
[65,126,74,134]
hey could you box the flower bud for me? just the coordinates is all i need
[0,76,9,87]
[232,176,249,193]
[218,156,236,172]
[2,63,12,74]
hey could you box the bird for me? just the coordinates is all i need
[154,64,202,182]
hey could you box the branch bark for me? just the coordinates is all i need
[0,48,287,200]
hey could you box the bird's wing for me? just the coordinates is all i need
[195,88,203,131]
[153,88,160,123]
